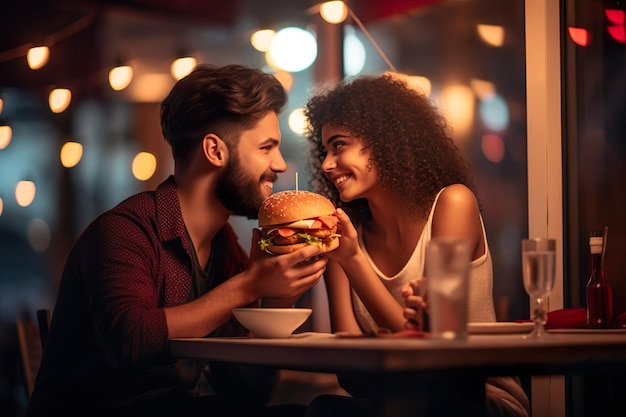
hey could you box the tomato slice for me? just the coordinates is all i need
[277,228,297,237]
[318,215,338,229]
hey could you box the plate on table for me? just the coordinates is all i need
[468,322,535,334]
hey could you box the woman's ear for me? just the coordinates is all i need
[203,134,228,167]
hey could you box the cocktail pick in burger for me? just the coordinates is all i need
[258,190,340,255]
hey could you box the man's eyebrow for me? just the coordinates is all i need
[260,138,280,146]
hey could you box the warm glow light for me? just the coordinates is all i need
[274,71,293,91]
[288,108,307,135]
[440,85,475,141]
[49,88,72,113]
[28,218,51,252]
[15,180,36,207]
[568,27,590,46]
[605,9,625,25]
[27,46,49,69]
[251,29,276,52]
[385,72,431,96]
[481,134,505,163]
[171,56,196,80]
[267,27,317,72]
[0,98,3,114]
[477,24,505,47]
[608,25,626,43]
[128,74,172,103]
[470,78,496,99]
[60,141,83,168]
[0,198,3,217]
[0,125,12,149]
[109,65,133,90]
[320,1,348,24]
[132,152,157,181]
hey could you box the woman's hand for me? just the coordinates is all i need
[401,277,428,331]
[323,208,361,263]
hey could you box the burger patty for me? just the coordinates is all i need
[264,225,338,245]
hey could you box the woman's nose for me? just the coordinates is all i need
[321,155,335,171]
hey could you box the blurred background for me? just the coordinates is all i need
[1,0,624,415]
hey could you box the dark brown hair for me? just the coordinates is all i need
[305,73,474,225]
[161,64,287,164]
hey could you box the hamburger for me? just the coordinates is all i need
[258,190,340,255]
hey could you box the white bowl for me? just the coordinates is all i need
[232,308,312,338]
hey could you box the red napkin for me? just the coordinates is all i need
[516,307,626,329]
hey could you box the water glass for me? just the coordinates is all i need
[522,238,556,338]
[426,237,471,340]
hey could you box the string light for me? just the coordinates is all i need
[49,88,72,113]
[60,141,83,168]
[109,63,133,91]
[320,1,348,24]
[27,46,50,70]
[170,56,196,80]
[0,125,12,149]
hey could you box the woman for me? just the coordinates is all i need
[304,73,529,417]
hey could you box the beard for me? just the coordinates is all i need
[216,151,276,219]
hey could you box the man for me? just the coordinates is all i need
[28,64,327,417]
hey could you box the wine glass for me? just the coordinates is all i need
[522,238,556,338]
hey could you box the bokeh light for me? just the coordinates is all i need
[109,65,133,91]
[481,134,505,163]
[440,84,475,141]
[320,1,348,24]
[15,180,36,207]
[479,94,510,131]
[568,27,589,46]
[0,125,12,149]
[288,108,307,135]
[27,46,49,69]
[171,56,196,80]
[344,26,366,76]
[49,88,72,113]
[132,152,157,181]
[28,218,51,252]
[267,27,317,72]
[60,141,84,168]
[251,29,276,52]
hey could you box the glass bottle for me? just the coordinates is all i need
[585,231,613,328]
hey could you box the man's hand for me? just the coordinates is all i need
[247,228,327,307]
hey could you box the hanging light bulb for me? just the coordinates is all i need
[49,88,72,113]
[27,46,50,70]
[109,64,133,91]
[320,1,348,24]
[171,56,196,80]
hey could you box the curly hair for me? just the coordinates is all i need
[305,73,474,226]
[161,64,286,164]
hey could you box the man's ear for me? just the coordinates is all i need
[202,134,228,167]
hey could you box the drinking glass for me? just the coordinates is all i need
[522,238,556,338]
[426,237,471,340]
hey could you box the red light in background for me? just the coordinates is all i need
[568,27,590,46]
[481,134,505,163]
[608,25,626,43]
[605,9,625,25]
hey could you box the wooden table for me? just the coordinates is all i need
[170,330,626,416]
